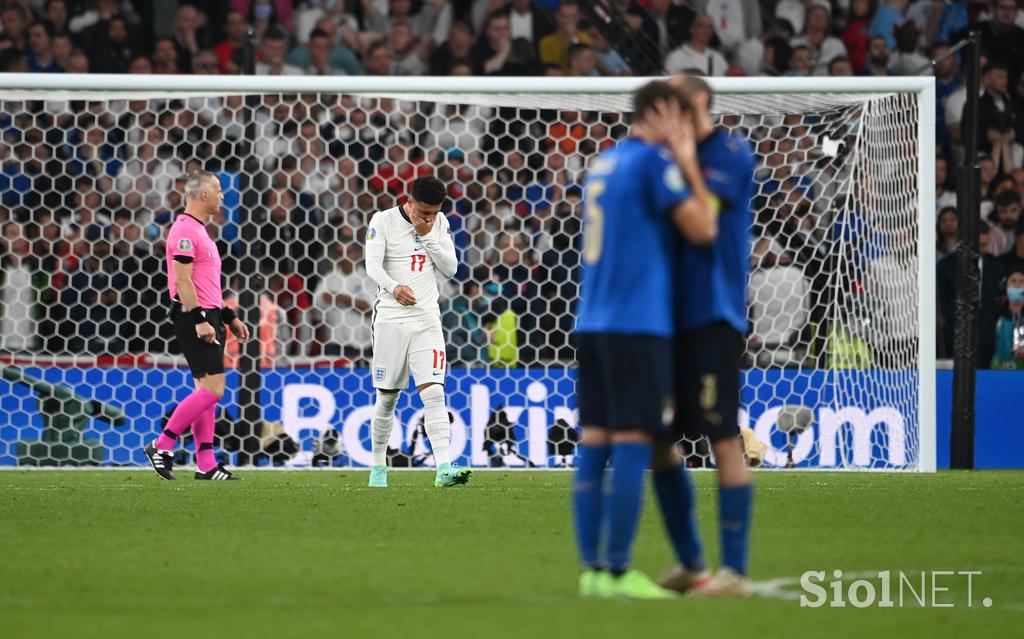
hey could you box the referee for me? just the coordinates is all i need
[144,171,249,481]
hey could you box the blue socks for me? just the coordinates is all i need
[572,444,611,568]
[718,484,753,575]
[604,442,653,573]
[653,464,705,572]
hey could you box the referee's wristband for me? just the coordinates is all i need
[221,306,237,325]
[188,307,209,326]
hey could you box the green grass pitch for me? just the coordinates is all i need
[0,470,1021,639]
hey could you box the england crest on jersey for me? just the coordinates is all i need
[374,367,386,382]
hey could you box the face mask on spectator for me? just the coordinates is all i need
[1008,287,1024,304]
[254,4,273,20]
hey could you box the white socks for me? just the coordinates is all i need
[420,384,450,466]
[371,391,399,466]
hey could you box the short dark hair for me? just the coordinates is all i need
[984,61,1008,75]
[264,26,288,43]
[411,176,446,206]
[309,28,330,42]
[632,80,689,122]
[996,190,1021,209]
[366,39,388,58]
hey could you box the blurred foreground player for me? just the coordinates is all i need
[573,80,718,599]
[660,74,756,596]
[144,171,250,481]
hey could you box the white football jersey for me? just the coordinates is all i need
[364,205,458,323]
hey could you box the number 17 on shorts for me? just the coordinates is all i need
[371,321,447,389]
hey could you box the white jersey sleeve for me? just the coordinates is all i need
[365,207,459,323]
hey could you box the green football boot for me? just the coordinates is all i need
[368,465,388,488]
[609,570,678,600]
[579,569,613,598]
[434,463,472,487]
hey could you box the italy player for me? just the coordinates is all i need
[573,80,718,598]
[660,74,757,596]
[144,171,250,481]
[363,176,471,489]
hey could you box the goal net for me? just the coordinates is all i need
[0,76,935,471]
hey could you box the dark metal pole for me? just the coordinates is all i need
[237,28,264,445]
[951,31,981,470]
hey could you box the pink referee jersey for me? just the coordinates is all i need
[166,213,223,309]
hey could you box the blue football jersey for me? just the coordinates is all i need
[576,138,689,337]
[677,128,756,334]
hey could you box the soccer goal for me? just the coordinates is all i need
[0,74,935,471]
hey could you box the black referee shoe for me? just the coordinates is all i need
[144,441,176,480]
[194,465,240,481]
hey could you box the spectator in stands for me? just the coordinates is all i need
[991,267,1024,368]
[65,48,88,72]
[936,156,957,211]
[505,0,555,46]
[791,3,847,75]
[936,206,958,260]
[566,42,598,76]
[363,38,394,74]
[127,53,152,74]
[907,0,966,48]
[938,221,1004,366]
[645,0,696,55]
[361,0,451,46]
[1,4,29,51]
[585,23,631,76]
[1000,216,1024,275]
[287,15,362,75]
[45,0,70,36]
[989,190,1022,256]
[72,0,141,51]
[430,18,473,75]
[775,0,811,35]
[664,14,729,75]
[26,21,61,73]
[828,56,854,75]
[887,19,927,74]
[214,10,247,74]
[862,35,891,76]
[304,27,347,74]
[538,1,589,74]
[932,41,964,158]
[313,241,373,359]
[953,0,1024,92]
[869,0,908,50]
[171,4,210,74]
[977,63,1021,151]
[152,37,181,74]
[242,0,285,42]
[784,44,812,75]
[0,224,37,352]
[192,49,220,74]
[706,0,759,57]
[473,11,514,75]
[842,0,875,73]
[256,26,303,75]
[89,15,136,74]
[51,32,72,71]
[443,280,492,365]
[388,22,426,75]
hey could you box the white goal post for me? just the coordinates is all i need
[0,74,935,471]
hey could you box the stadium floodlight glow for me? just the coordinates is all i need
[0,74,934,472]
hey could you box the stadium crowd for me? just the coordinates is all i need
[0,0,1021,369]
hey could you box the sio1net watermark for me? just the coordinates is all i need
[799,570,993,609]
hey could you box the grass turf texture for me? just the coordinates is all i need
[0,471,1021,639]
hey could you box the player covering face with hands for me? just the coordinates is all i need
[145,171,250,481]
[363,176,470,488]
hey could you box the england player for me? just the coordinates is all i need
[659,74,757,596]
[573,81,718,598]
[363,176,470,488]
[144,171,250,481]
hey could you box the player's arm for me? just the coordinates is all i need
[364,219,417,306]
[420,215,458,278]
[666,138,717,246]
[171,259,216,343]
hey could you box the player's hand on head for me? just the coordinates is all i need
[393,284,417,306]
[196,321,217,343]
[229,318,250,342]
